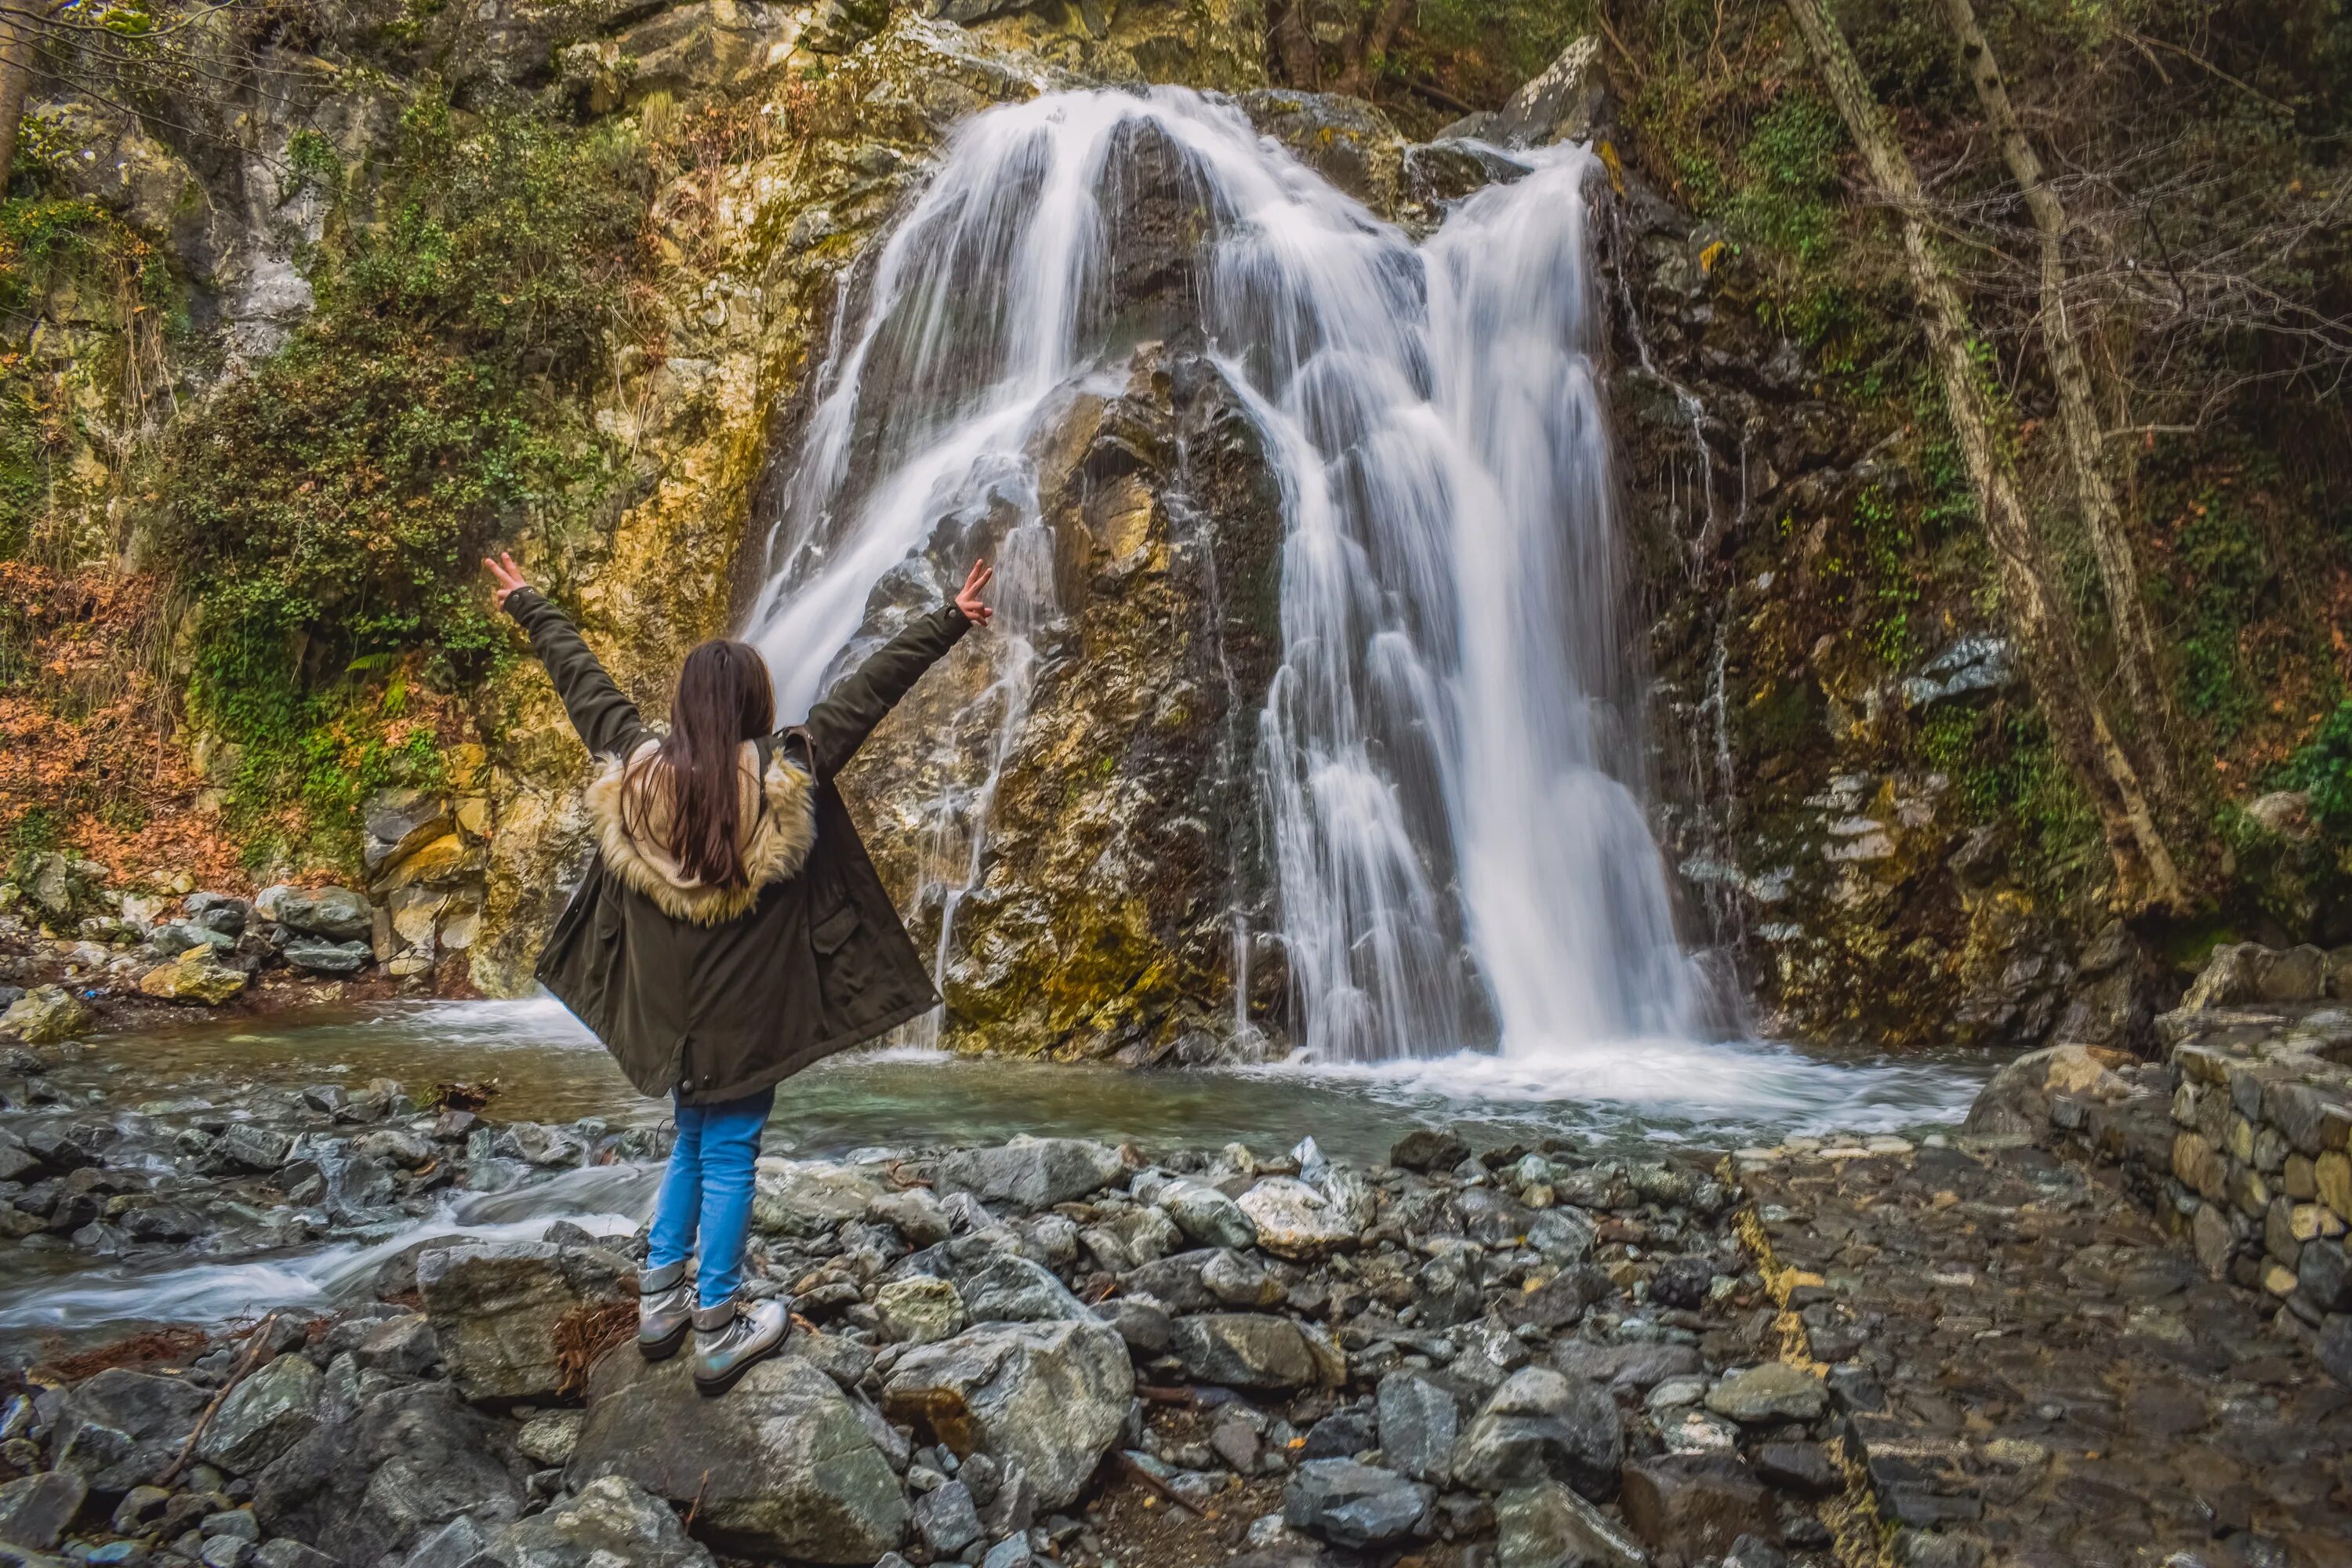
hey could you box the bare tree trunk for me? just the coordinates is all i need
[1269,0,1320,89]
[1941,0,2174,793]
[1783,0,2189,913]
[1335,0,1413,96]
[0,0,40,198]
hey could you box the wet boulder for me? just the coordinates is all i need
[253,1380,532,1565]
[1451,1367,1625,1499]
[1078,1205,1183,1272]
[868,1186,953,1246]
[1094,1294,1171,1354]
[350,1127,435,1170]
[255,886,373,944]
[1282,1458,1432,1548]
[570,1352,906,1563]
[51,1368,210,1493]
[1168,1313,1345,1390]
[881,1320,1134,1509]
[936,1138,1124,1210]
[1388,1128,1470,1172]
[185,892,250,935]
[216,1123,294,1172]
[482,1474,714,1568]
[198,1352,321,1475]
[1,985,95,1045]
[350,1314,441,1380]
[417,1240,633,1401]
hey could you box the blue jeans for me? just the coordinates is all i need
[648,1086,774,1310]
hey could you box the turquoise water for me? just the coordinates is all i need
[36,998,1987,1160]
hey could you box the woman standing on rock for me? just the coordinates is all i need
[483,550,993,1392]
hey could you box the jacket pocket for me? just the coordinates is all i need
[811,903,861,954]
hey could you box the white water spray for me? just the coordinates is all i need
[744,88,1697,1062]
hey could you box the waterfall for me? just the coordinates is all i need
[743,86,1697,1062]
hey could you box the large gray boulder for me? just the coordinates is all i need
[1282,1458,1432,1548]
[0,1471,87,1550]
[1438,36,1604,148]
[418,1240,633,1400]
[569,1351,906,1563]
[751,1160,888,1238]
[51,1368,210,1493]
[936,1138,1124,1210]
[1168,1314,1346,1390]
[880,1320,1134,1509]
[953,1253,1094,1324]
[483,1475,715,1568]
[256,885,372,943]
[1236,1178,1361,1259]
[1133,1172,1258,1250]
[253,1381,532,1565]
[198,1352,321,1475]
[1452,1368,1625,1500]
[1376,1372,1461,1484]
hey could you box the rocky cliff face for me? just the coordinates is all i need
[0,0,2201,1056]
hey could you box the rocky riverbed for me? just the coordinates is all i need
[5,947,2345,1568]
[2,1065,1867,1568]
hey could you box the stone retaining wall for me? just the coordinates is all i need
[1971,941,2352,1383]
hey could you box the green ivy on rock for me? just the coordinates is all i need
[162,88,654,866]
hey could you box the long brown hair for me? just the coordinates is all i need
[621,639,775,888]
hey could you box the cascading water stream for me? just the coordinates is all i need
[744,88,1700,1062]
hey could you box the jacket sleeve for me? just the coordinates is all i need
[796,604,971,779]
[503,587,654,761]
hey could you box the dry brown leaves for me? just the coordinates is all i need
[553,1299,636,1396]
[0,561,248,889]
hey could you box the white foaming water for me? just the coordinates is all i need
[742,87,1696,1064]
[1252,1042,1980,1138]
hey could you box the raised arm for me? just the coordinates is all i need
[797,604,971,779]
[486,554,653,761]
[797,559,993,780]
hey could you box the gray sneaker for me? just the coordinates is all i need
[637,1259,693,1361]
[691,1294,787,1396]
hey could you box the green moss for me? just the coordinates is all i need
[5,804,63,857]
[2281,698,2352,827]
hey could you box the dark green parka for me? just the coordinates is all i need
[503,586,970,1105]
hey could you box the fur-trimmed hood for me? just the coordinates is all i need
[583,739,815,925]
